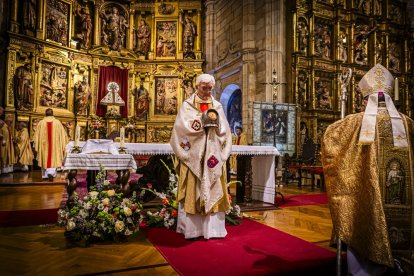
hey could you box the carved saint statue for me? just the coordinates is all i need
[22,0,37,31]
[180,13,196,58]
[74,76,91,115]
[14,63,34,110]
[133,83,149,120]
[297,21,308,53]
[100,6,129,51]
[76,5,92,49]
[136,19,151,56]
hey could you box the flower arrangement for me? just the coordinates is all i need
[57,166,143,244]
[143,159,179,229]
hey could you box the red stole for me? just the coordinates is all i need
[47,122,53,168]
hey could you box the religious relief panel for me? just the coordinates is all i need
[39,62,68,108]
[156,21,177,58]
[353,21,376,66]
[155,77,178,115]
[388,39,401,73]
[46,0,70,46]
[315,75,333,110]
[147,125,172,143]
[100,5,129,51]
[297,18,309,55]
[73,1,93,49]
[314,22,332,60]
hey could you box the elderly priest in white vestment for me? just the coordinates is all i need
[170,73,232,239]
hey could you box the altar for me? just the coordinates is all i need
[66,142,280,204]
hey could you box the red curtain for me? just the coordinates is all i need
[96,66,129,118]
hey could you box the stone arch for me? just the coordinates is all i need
[219,84,242,134]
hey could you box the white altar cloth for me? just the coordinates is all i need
[66,141,279,203]
[63,153,137,171]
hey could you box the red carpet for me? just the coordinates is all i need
[144,219,336,275]
[0,208,58,227]
[278,193,328,208]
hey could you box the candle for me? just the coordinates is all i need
[394,77,399,101]
[74,125,80,147]
[120,127,125,148]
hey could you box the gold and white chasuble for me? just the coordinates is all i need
[170,93,232,215]
[322,64,414,268]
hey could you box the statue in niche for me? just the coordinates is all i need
[180,13,196,58]
[298,71,308,108]
[22,0,37,31]
[388,42,400,72]
[182,79,195,99]
[322,30,331,59]
[297,21,308,54]
[357,0,371,15]
[375,39,383,64]
[353,24,376,65]
[75,5,92,49]
[315,80,332,110]
[14,63,34,110]
[133,82,149,120]
[74,76,91,115]
[338,30,347,62]
[100,6,129,51]
[373,0,381,16]
[136,19,151,56]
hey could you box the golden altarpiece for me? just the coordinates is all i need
[1,0,203,143]
[287,0,414,153]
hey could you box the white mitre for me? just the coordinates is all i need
[358,64,407,148]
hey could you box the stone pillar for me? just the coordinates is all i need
[204,0,215,71]
[242,0,256,144]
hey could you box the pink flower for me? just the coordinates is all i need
[147,183,153,189]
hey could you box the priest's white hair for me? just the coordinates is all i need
[196,73,215,86]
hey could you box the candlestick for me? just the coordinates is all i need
[394,77,399,101]
[74,125,80,147]
[120,127,125,148]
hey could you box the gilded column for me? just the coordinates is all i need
[128,9,135,50]
[93,4,100,46]
[36,0,46,39]
[10,0,19,33]
[196,9,201,52]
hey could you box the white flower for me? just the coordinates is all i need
[122,198,132,206]
[89,191,99,198]
[79,209,88,218]
[66,220,76,231]
[84,202,92,210]
[103,180,111,186]
[123,207,132,216]
[107,189,116,197]
[114,220,125,233]
[102,198,110,206]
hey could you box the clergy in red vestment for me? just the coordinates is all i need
[33,108,69,181]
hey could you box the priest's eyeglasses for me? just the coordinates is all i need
[200,86,213,91]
